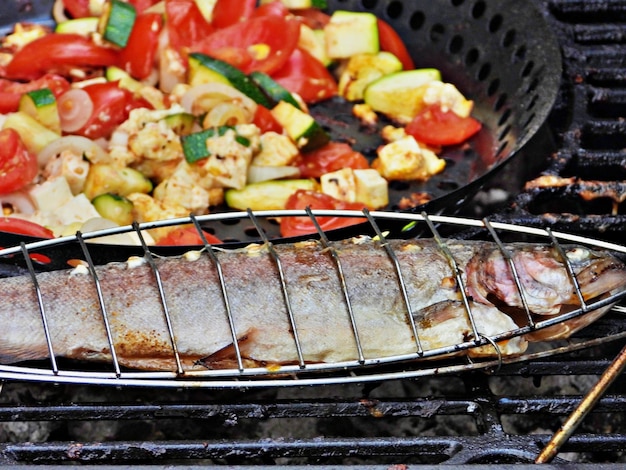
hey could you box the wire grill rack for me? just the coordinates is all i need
[0,210,625,388]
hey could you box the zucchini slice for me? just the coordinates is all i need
[92,193,134,226]
[162,112,197,136]
[181,126,251,164]
[19,88,61,134]
[98,0,137,47]
[324,10,379,59]
[225,179,316,211]
[249,71,302,110]
[187,53,272,108]
[55,17,99,35]
[270,101,330,152]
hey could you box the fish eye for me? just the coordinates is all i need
[565,247,590,262]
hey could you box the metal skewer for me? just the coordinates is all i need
[536,342,626,463]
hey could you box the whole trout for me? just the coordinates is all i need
[0,237,625,371]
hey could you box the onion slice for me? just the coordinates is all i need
[58,88,94,133]
[37,135,109,167]
[181,82,257,120]
[247,165,301,184]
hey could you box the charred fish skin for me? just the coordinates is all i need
[0,237,624,371]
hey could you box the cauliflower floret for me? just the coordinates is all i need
[380,125,407,143]
[374,136,446,181]
[43,150,90,195]
[127,192,192,241]
[353,103,378,127]
[152,160,214,214]
[252,132,300,166]
[421,81,474,118]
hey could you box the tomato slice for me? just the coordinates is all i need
[62,0,91,18]
[296,142,369,179]
[272,48,337,103]
[118,12,163,79]
[280,190,367,238]
[3,33,119,81]
[165,0,215,51]
[292,8,331,29]
[74,82,151,140]
[211,0,256,28]
[252,104,283,134]
[0,74,70,114]
[0,217,54,238]
[0,129,38,195]
[377,19,415,71]
[193,15,300,75]
[251,1,289,18]
[155,226,222,246]
[405,105,482,146]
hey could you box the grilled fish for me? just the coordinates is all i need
[0,237,624,371]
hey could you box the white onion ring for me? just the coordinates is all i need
[0,191,36,215]
[181,82,258,117]
[247,165,301,184]
[58,89,94,133]
[203,102,250,127]
[37,135,109,167]
[52,0,70,23]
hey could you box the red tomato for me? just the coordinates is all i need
[193,15,300,75]
[128,0,161,13]
[292,8,331,29]
[252,105,283,134]
[377,19,415,71]
[405,105,482,146]
[280,190,367,238]
[118,12,163,79]
[0,129,38,195]
[251,1,289,18]
[3,34,119,81]
[165,0,215,50]
[296,142,369,179]
[74,82,151,140]
[0,217,54,238]
[212,0,256,28]
[62,0,90,18]
[272,48,337,103]
[0,74,70,114]
[155,226,222,246]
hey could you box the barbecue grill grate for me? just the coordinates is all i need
[0,210,624,388]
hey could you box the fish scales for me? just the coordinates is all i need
[0,237,625,371]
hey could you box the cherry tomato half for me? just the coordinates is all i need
[3,34,118,81]
[118,12,163,79]
[165,0,215,51]
[296,142,369,179]
[272,48,337,103]
[155,226,222,246]
[405,104,482,146]
[62,0,90,18]
[0,217,54,238]
[252,105,284,134]
[377,19,415,71]
[0,129,38,195]
[280,190,367,238]
[211,0,256,28]
[193,15,300,75]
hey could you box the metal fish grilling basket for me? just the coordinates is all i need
[0,211,625,388]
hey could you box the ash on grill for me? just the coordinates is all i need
[0,0,626,467]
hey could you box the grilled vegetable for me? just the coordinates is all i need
[2,111,60,154]
[83,163,153,200]
[98,0,137,47]
[224,178,315,210]
[270,100,329,152]
[249,71,302,110]
[324,10,379,59]
[92,192,134,226]
[18,88,61,133]
[338,51,403,101]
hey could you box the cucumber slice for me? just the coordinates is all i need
[225,179,316,211]
[55,17,99,35]
[324,10,379,59]
[270,101,329,152]
[363,68,442,122]
[98,0,137,47]
[92,193,134,226]
[187,53,272,108]
[248,71,301,110]
[19,88,61,134]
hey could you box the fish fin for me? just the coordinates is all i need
[0,342,51,364]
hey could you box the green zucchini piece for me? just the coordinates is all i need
[363,68,442,122]
[92,193,134,226]
[3,111,59,154]
[83,164,153,200]
[270,101,329,152]
[324,10,379,59]
[19,88,61,133]
[248,71,301,110]
[98,0,137,47]
[55,17,99,35]
[187,53,272,108]
[106,65,143,92]
[225,179,316,211]
[162,112,196,136]
[181,126,250,164]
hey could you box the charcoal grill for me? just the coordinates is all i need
[0,0,626,466]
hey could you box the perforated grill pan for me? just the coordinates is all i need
[0,0,562,243]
